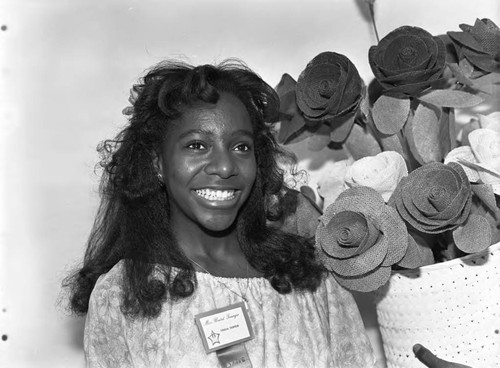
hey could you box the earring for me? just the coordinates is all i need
[157,172,165,187]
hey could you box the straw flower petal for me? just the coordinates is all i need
[331,266,392,293]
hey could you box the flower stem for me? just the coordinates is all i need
[367,1,380,43]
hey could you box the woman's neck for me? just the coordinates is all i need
[172,224,261,278]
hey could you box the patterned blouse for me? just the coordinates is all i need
[84,261,378,367]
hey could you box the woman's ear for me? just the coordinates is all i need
[152,151,166,187]
[152,150,164,177]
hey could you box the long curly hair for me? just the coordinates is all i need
[64,59,325,319]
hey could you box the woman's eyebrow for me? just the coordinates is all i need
[231,129,254,139]
[177,129,254,140]
[177,129,213,140]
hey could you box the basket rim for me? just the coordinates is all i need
[391,241,500,275]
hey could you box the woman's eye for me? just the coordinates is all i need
[187,142,206,150]
[234,143,251,152]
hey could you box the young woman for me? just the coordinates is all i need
[65,60,378,367]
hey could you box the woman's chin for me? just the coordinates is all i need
[199,215,238,234]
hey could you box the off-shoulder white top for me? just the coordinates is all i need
[84,261,377,367]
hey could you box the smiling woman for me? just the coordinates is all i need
[63,60,379,367]
[156,93,257,240]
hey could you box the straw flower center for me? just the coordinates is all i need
[329,211,368,248]
[319,79,335,98]
[399,46,417,64]
[428,186,450,211]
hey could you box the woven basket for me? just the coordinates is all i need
[374,241,500,368]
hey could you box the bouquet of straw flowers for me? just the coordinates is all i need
[275,18,500,293]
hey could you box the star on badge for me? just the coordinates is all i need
[208,330,220,346]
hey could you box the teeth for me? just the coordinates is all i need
[195,189,236,201]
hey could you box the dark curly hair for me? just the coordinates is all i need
[64,59,325,319]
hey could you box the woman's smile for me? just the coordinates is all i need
[194,188,237,201]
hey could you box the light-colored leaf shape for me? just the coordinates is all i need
[329,114,356,143]
[343,122,381,160]
[307,123,331,151]
[471,184,500,216]
[418,89,484,108]
[372,95,410,135]
[379,133,408,161]
[405,102,442,164]
[453,214,491,253]
[278,114,306,144]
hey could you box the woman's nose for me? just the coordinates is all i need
[204,149,238,178]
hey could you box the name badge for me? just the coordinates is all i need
[194,302,254,353]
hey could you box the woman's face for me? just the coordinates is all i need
[157,92,257,234]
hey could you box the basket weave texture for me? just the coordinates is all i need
[375,241,500,368]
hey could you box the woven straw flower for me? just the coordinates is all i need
[316,186,409,292]
[345,151,408,202]
[369,26,446,95]
[389,162,472,234]
[447,18,500,74]
[296,52,364,142]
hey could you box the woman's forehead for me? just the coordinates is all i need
[170,93,254,135]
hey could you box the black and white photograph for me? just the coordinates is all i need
[1,1,499,367]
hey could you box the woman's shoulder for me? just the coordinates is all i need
[90,260,126,300]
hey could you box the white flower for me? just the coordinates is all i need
[470,129,500,192]
[479,111,500,133]
[444,146,480,182]
[445,128,500,194]
[317,159,353,209]
[344,151,408,202]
